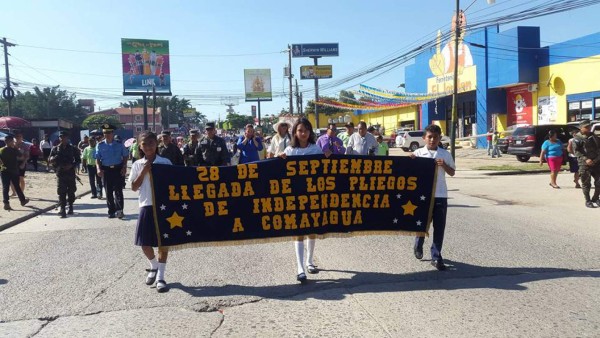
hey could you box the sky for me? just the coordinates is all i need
[3,0,600,122]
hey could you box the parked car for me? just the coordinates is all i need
[396,130,451,151]
[507,124,579,162]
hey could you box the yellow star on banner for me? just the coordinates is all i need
[402,200,418,216]
[166,212,185,229]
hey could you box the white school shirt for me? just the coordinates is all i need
[413,146,455,198]
[284,143,323,156]
[128,155,172,207]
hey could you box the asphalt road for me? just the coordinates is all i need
[0,168,599,337]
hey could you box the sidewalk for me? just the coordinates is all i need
[0,168,91,231]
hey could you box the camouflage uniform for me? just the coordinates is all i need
[49,142,81,217]
[573,131,600,206]
[195,135,230,166]
[158,142,184,166]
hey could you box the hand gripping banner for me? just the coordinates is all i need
[150,155,437,250]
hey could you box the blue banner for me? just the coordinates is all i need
[150,155,436,249]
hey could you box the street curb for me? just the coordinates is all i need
[0,189,92,233]
[483,170,548,176]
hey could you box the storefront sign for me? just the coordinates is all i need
[427,66,477,95]
[582,100,593,109]
[506,85,533,126]
[568,102,580,110]
[300,65,333,79]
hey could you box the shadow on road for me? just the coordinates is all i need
[169,262,600,301]
[448,204,480,208]
[0,279,7,286]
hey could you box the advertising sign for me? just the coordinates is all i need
[506,85,533,126]
[183,108,197,118]
[291,43,339,58]
[244,69,272,102]
[538,96,558,124]
[300,65,333,79]
[122,38,171,96]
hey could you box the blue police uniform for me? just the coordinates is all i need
[95,124,129,218]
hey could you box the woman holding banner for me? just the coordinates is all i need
[279,118,331,284]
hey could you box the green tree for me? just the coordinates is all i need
[81,115,122,130]
[225,112,254,130]
[0,86,87,123]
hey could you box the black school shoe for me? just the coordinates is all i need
[156,280,169,293]
[414,247,423,260]
[431,259,447,271]
[585,201,595,208]
[108,213,116,218]
[297,272,307,284]
[145,269,157,285]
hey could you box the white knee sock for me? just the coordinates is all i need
[294,240,305,275]
[306,238,316,266]
[149,257,158,270]
[157,262,166,281]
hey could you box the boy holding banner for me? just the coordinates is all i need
[129,131,173,293]
[411,124,455,271]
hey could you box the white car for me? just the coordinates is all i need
[396,130,451,151]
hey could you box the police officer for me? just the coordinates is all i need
[48,131,81,218]
[158,131,184,165]
[572,119,600,208]
[183,129,200,166]
[195,122,230,166]
[95,124,129,218]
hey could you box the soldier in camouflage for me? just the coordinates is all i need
[49,131,81,218]
[158,131,184,165]
[195,122,230,166]
[183,129,200,166]
[572,120,600,208]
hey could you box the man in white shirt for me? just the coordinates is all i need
[345,121,378,155]
[267,121,291,158]
[411,124,456,271]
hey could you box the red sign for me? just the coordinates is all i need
[506,85,532,126]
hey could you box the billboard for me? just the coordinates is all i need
[291,43,339,58]
[244,69,272,102]
[122,38,171,96]
[506,85,533,126]
[300,65,333,79]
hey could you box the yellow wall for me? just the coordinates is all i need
[537,54,600,124]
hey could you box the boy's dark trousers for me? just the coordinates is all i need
[1,171,26,204]
[415,198,448,261]
[87,165,103,198]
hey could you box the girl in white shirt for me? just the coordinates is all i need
[129,131,172,293]
[280,118,331,283]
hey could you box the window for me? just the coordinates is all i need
[135,115,142,122]
[135,127,142,132]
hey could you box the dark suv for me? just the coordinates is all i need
[507,124,579,162]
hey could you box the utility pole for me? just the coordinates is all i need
[295,79,301,114]
[287,45,293,115]
[1,37,16,116]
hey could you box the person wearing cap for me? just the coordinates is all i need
[95,123,129,219]
[237,124,264,164]
[0,135,30,210]
[337,122,355,148]
[572,119,600,208]
[267,121,291,158]
[158,131,184,166]
[195,122,230,166]
[82,137,103,199]
[49,131,81,218]
[316,123,346,155]
[346,121,378,156]
[183,129,201,166]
